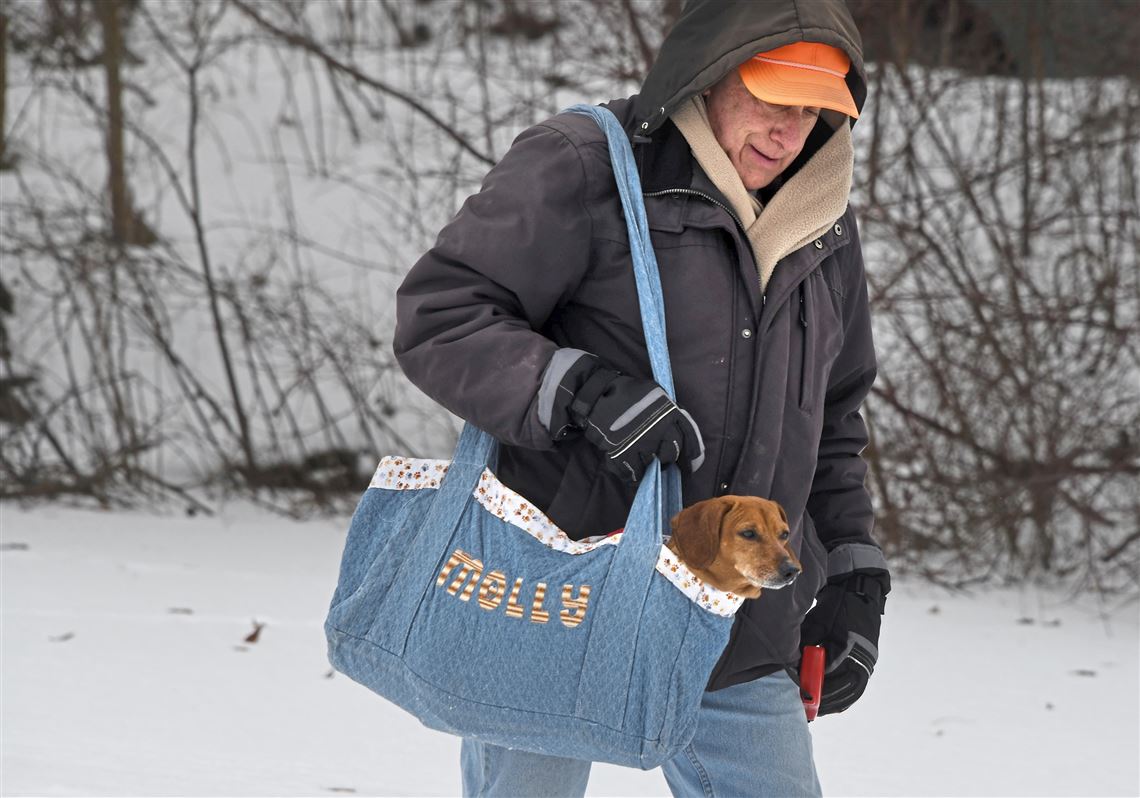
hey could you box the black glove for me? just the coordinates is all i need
[799,570,889,716]
[551,357,704,483]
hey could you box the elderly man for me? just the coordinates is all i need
[394,1,890,794]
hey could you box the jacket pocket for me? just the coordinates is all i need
[797,271,842,412]
[797,281,814,411]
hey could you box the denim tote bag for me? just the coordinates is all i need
[324,105,741,769]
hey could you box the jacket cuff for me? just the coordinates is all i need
[827,542,889,580]
[537,349,597,440]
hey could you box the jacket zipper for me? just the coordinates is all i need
[643,188,747,236]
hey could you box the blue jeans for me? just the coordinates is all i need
[460,671,822,797]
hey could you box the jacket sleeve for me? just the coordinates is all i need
[393,122,595,451]
[805,211,889,581]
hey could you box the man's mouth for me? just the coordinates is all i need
[750,145,779,165]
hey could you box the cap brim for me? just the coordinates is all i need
[739,59,859,120]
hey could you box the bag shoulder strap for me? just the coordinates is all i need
[565,104,681,519]
[565,104,675,400]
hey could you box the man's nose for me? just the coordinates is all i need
[768,108,803,148]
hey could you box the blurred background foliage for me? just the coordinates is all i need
[0,0,1136,592]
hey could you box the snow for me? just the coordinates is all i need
[2,504,1137,797]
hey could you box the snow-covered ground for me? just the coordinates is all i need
[2,503,1137,797]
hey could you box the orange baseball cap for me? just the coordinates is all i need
[738,41,859,119]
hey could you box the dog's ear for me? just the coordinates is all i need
[777,503,788,527]
[670,499,732,570]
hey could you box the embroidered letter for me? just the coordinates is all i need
[477,571,507,610]
[560,584,591,628]
[529,582,550,624]
[436,549,483,600]
[436,551,462,587]
[505,577,527,618]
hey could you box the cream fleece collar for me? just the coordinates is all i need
[671,96,854,292]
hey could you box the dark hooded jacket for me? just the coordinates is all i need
[393,0,889,690]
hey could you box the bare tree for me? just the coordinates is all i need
[852,1,1140,590]
[1,8,10,171]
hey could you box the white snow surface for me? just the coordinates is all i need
[2,504,1137,798]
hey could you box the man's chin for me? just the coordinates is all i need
[741,171,777,191]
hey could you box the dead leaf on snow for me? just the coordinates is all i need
[244,620,265,644]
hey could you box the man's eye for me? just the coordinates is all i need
[739,529,758,540]
[804,108,820,118]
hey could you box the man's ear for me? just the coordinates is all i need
[670,499,732,570]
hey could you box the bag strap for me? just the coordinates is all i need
[566,105,675,399]
[450,419,496,468]
[565,104,691,730]
[565,103,682,530]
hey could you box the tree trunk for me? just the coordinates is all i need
[1,10,9,170]
[96,0,131,244]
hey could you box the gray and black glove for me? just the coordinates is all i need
[544,352,704,483]
[799,570,889,716]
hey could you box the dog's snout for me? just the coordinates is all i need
[779,558,802,582]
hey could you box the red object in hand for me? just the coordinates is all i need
[800,645,826,722]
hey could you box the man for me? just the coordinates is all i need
[394,1,890,794]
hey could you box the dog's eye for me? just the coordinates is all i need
[779,530,790,541]
[738,529,757,540]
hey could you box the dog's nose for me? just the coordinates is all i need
[779,559,802,582]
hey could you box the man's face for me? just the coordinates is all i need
[704,69,821,190]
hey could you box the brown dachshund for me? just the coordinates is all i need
[666,495,801,599]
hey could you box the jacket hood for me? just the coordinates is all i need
[632,0,867,137]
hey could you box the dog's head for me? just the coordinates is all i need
[667,495,801,599]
